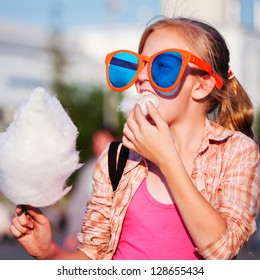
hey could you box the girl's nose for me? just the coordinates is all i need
[137,63,149,84]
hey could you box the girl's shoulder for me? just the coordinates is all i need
[207,120,259,158]
[207,119,258,146]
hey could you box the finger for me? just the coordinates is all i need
[25,206,47,225]
[126,108,140,132]
[16,205,24,216]
[12,216,32,235]
[127,107,135,120]
[13,214,32,230]
[146,101,165,128]
[16,205,31,219]
[123,119,139,142]
[127,104,149,137]
[122,135,136,151]
[134,104,148,126]
[16,205,44,227]
[9,224,24,238]
[15,210,34,229]
[123,122,136,143]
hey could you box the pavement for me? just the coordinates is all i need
[0,237,33,260]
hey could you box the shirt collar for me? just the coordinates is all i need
[198,118,234,153]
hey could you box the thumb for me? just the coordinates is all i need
[25,205,47,225]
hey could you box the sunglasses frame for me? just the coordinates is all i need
[105,49,223,93]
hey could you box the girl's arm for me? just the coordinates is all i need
[122,102,259,259]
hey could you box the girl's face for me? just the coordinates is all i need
[135,28,201,126]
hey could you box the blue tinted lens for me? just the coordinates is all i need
[109,52,139,89]
[152,52,182,88]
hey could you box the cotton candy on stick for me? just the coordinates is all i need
[0,87,81,208]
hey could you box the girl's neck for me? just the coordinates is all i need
[169,117,206,155]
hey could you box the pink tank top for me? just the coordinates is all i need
[113,179,202,260]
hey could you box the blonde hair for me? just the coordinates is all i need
[138,16,254,139]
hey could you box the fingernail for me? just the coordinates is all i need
[146,101,153,108]
[25,229,31,235]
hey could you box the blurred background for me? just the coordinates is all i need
[0,0,260,260]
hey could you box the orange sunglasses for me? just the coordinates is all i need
[105,49,223,94]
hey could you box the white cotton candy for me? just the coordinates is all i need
[117,91,160,116]
[0,87,81,207]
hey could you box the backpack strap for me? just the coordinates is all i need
[108,141,129,191]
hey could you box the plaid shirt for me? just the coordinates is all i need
[78,119,260,260]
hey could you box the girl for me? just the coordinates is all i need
[10,16,260,260]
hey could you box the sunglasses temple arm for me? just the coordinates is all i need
[212,73,223,89]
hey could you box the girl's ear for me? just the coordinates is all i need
[191,75,216,100]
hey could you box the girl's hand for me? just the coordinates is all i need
[9,205,53,259]
[122,101,177,167]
